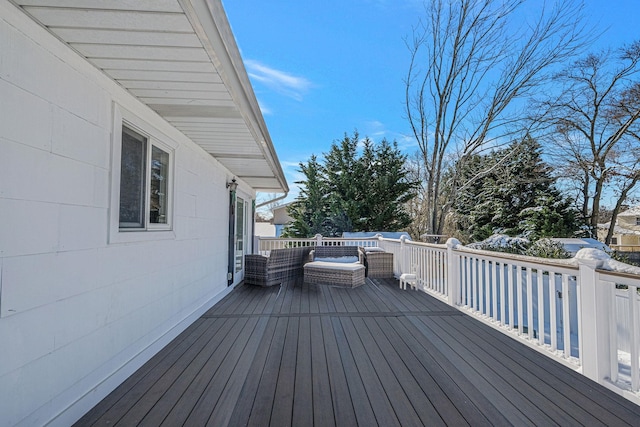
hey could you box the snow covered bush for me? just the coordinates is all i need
[525,238,571,259]
[467,234,530,254]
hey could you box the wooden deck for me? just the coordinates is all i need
[75,278,640,426]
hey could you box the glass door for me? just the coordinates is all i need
[228,190,249,286]
[234,197,248,279]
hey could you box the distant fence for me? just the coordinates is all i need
[254,234,640,404]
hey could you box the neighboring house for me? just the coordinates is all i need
[597,206,640,251]
[0,2,287,425]
[254,221,276,237]
[272,202,294,237]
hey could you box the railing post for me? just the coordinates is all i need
[314,234,323,247]
[576,250,612,383]
[447,238,461,307]
[400,235,409,274]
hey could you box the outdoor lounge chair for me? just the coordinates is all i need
[303,246,366,287]
[244,246,312,286]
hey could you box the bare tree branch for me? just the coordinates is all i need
[404,0,587,235]
[536,41,640,241]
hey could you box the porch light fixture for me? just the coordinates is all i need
[226,178,238,192]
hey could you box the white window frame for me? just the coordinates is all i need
[109,104,176,243]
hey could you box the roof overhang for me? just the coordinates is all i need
[11,0,288,193]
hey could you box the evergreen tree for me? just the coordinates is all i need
[364,139,415,231]
[452,136,580,243]
[283,155,329,237]
[323,132,362,234]
[286,131,416,237]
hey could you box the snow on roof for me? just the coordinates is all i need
[549,238,610,255]
[597,222,640,236]
[617,206,640,217]
[342,231,411,240]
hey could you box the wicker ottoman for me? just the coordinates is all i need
[303,261,366,288]
[365,252,394,278]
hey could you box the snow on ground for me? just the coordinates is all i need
[617,350,640,389]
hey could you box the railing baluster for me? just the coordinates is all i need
[562,274,571,358]
[515,266,524,335]
[549,272,557,351]
[630,285,639,391]
[465,256,471,308]
[490,261,494,320]
[472,256,476,309]
[537,268,545,345]
[609,284,618,384]
[576,275,583,364]
[441,251,446,294]
[424,247,429,290]
[442,251,447,295]
[476,260,490,316]
[500,264,514,326]
[430,248,435,291]
[527,267,534,340]
[492,263,506,322]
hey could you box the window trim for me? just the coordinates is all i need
[109,105,176,244]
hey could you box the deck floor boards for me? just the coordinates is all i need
[75,278,640,427]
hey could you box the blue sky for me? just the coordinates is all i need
[222,0,640,203]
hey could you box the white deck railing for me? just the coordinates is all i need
[255,235,380,255]
[254,234,640,404]
[449,245,580,361]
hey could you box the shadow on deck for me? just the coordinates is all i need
[75,278,640,426]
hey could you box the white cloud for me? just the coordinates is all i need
[245,59,312,101]
[359,120,419,152]
[363,120,387,139]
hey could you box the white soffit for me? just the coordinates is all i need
[12,0,288,193]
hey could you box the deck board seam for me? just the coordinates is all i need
[201,311,463,319]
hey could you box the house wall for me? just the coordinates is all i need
[273,205,293,225]
[619,234,640,246]
[618,215,640,231]
[0,5,251,426]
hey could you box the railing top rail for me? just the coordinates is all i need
[378,237,447,249]
[453,244,580,272]
[257,236,382,242]
[598,269,640,285]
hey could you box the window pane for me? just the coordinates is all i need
[150,146,169,224]
[119,127,147,228]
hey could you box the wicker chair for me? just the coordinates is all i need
[244,246,312,287]
[363,249,394,278]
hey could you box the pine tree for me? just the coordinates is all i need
[452,136,580,243]
[364,139,415,231]
[286,131,417,237]
[283,155,329,237]
[323,132,362,234]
